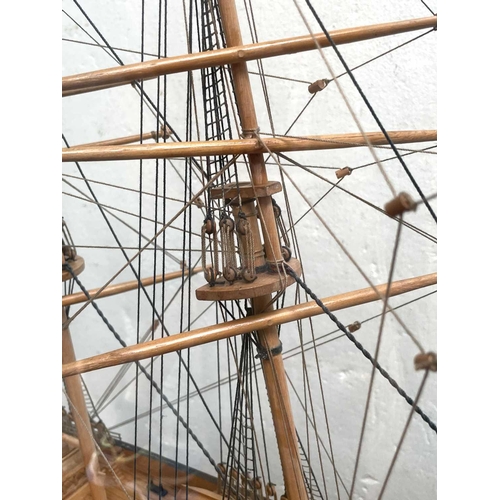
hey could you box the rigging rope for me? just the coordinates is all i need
[283,263,437,433]
[62,262,225,475]
[303,0,437,223]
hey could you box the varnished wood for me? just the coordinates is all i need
[196,259,301,301]
[63,266,203,307]
[62,16,437,96]
[65,483,92,500]
[117,448,218,492]
[63,434,222,499]
[63,432,81,449]
[63,272,437,377]
[218,0,307,495]
[62,308,108,500]
[210,180,282,201]
[63,256,85,282]
[182,485,222,499]
[61,5,437,499]
[63,448,85,481]
[252,294,308,500]
[62,130,437,163]
[68,126,170,148]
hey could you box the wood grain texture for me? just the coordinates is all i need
[196,259,301,301]
[67,126,170,148]
[63,273,436,377]
[62,17,437,96]
[63,267,203,307]
[63,256,85,282]
[62,308,108,500]
[217,0,308,494]
[62,130,437,163]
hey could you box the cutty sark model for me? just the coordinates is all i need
[62,0,437,498]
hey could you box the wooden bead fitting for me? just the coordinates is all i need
[384,192,416,217]
[193,197,205,208]
[252,478,262,489]
[223,265,238,284]
[308,78,329,94]
[159,124,171,139]
[266,483,277,496]
[220,217,235,232]
[152,125,171,141]
[236,217,249,235]
[281,245,292,262]
[204,219,215,234]
[204,265,215,284]
[196,257,301,301]
[336,166,352,179]
[242,267,257,283]
[348,321,361,332]
[414,351,437,372]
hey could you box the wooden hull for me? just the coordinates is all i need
[63,436,220,500]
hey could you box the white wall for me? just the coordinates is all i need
[62,1,437,498]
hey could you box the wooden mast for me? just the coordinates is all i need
[62,16,437,96]
[217,0,308,497]
[62,273,437,378]
[63,301,107,500]
[62,129,437,163]
[61,5,437,497]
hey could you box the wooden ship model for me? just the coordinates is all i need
[62,0,437,498]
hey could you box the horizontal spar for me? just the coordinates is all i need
[62,16,437,96]
[67,125,171,148]
[62,130,437,163]
[62,272,437,377]
[62,266,203,307]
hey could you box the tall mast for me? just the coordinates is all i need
[217,0,308,497]
[62,253,107,500]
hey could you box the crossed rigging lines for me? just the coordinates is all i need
[62,0,437,497]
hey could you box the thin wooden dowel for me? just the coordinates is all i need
[62,272,436,378]
[62,16,437,96]
[66,126,171,148]
[62,308,108,500]
[62,266,203,307]
[62,129,437,163]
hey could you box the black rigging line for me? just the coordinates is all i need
[420,0,437,16]
[69,0,208,180]
[284,263,437,433]
[330,28,435,83]
[180,0,196,486]
[64,0,235,460]
[277,152,437,244]
[168,290,436,408]
[63,262,224,476]
[304,0,437,223]
[63,135,230,457]
[62,10,118,64]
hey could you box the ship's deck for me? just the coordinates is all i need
[62,434,221,500]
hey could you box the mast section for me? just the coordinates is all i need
[62,247,107,500]
[217,0,308,497]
